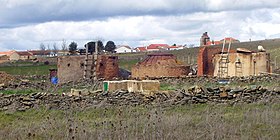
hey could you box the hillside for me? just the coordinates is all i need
[117,38,280,70]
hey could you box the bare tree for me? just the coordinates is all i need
[40,43,46,51]
[47,44,50,50]
[53,42,58,54]
[61,39,67,51]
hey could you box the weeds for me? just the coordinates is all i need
[0,104,279,139]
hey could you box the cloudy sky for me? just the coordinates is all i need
[1,0,280,51]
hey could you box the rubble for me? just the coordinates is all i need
[0,71,15,86]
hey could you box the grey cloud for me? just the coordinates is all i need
[1,0,280,28]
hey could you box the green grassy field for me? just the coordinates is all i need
[0,103,279,139]
[0,64,56,76]
[118,59,139,70]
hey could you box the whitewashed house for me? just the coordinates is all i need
[115,45,134,53]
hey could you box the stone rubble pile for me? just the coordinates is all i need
[159,75,280,85]
[0,71,15,86]
[0,85,279,111]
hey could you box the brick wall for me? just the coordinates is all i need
[197,46,236,76]
[131,54,190,78]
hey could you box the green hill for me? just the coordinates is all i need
[117,38,280,71]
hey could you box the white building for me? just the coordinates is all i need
[115,45,134,53]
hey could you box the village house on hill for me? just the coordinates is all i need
[135,44,184,52]
[115,45,135,53]
[0,51,20,62]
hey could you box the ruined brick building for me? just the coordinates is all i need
[131,53,190,78]
[200,32,210,46]
[197,46,271,77]
[57,55,119,83]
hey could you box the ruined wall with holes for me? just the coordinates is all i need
[213,52,271,77]
[131,54,190,78]
[57,55,119,83]
[197,46,236,76]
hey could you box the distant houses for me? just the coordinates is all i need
[17,51,34,60]
[0,43,185,62]
[200,32,240,46]
[0,50,62,63]
[115,45,135,53]
[134,44,184,52]
[0,51,20,62]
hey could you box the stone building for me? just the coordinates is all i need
[197,46,271,77]
[57,55,119,83]
[131,53,190,78]
[213,48,271,77]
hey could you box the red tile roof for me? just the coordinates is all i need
[147,44,169,50]
[28,50,51,55]
[17,51,33,56]
[221,37,239,41]
[205,41,221,46]
[136,47,147,52]
[0,51,17,56]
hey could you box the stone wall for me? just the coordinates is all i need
[213,52,271,77]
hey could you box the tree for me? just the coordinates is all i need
[85,40,104,54]
[61,39,67,51]
[40,43,46,51]
[105,41,116,53]
[69,41,78,54]
[52,42,58,54]
[47,44,50,50]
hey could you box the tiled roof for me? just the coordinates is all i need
[0,51,17,56]
[221,37,239,41]
[136,47,147,51]
[17,51,33,56]
[147,44,169,49]
[28,50,51,55]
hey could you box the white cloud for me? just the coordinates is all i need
[1,1,280,50]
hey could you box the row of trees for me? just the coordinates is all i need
[40,40,116,54]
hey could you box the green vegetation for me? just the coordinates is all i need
[0,89,39,95]
[0,104,279,139]
[118,59,139,70]
[0,64,56,75]
[160,83,177,90]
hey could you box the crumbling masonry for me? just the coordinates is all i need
[57,55,119,83]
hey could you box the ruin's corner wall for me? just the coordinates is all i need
[197,46,236,76]
[213,52,271,77]
[57,55,119,83]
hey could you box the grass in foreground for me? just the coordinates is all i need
[0,104,279,139]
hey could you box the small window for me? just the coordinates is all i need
[67,63,70,67]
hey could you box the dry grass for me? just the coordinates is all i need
[0,103,279,139]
